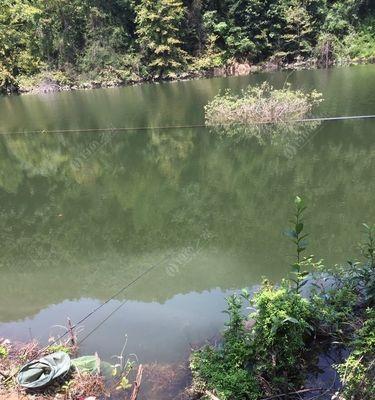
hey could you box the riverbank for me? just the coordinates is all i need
[2,1,374,96]
[16,57,375,96]
[0,337,191,400]
[189,197,375,400]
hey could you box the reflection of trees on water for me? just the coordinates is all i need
[209,120,322,159]
[0,124,373,255]
[0,122,374,320]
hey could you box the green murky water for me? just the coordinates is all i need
[0,66,374,394]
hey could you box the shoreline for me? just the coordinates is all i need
[16,57,375,96]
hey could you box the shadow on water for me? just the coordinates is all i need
[302,342,349,400]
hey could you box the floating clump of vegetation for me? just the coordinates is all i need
[205,83,323,126]
[205,83,323,143]
[190,197,375,400]
[205,83,322,126]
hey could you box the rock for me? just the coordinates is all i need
[244,318,256,331]
[229,62,252,76]
[37,79,61,93]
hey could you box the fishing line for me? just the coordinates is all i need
[77,299,129,345]
[2,114,375,136]
[297,115,375,122]
[1,124,207,136]
[40,251,174,353]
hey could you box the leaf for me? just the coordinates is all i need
[241,288,250,301]
[306,323,314,332]
[270,318,282,335]
[284,229,297,238]
[295,222,303,234]
[282,316,299,324]
[292,263,300,272]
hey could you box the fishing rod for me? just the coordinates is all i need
[39,252,174,353]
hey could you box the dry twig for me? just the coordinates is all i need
[205,390,221,400]
[130,364,144,400]
[259,387,323,400]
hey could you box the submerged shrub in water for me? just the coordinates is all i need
[205,82,323,126]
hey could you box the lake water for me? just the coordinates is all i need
[0,65,375,396]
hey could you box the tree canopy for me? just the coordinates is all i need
[0,0,374,93]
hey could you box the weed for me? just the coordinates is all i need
[0,345,8,358]
[46,344,72,355]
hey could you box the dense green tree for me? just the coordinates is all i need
[324,0,363,35]
[79,1,135,75]
[233,0,286,59]
[0,0,374,92]
[36,0,88,68]
[135,0,188,78]
[198,0,324,61]
[0,0,41,93]
[281,0,316,60]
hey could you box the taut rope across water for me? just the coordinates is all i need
[2,114,375,136]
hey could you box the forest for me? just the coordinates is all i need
[1,0,375,93]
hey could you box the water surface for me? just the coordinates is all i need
[0,67,374,384]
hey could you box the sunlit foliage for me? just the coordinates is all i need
[0,1,374,92]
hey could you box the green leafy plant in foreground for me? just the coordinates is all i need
[284,195,310,293]
[359,224,375,306]
[191,197,314,398]
[191,284,314,399]
[251,282,313,387]
[336,308,375,400]
[191,196,375,399]
[310,280,358,340]
[360,223,375,268]
[190,294,260,400]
